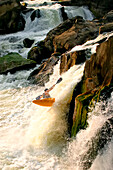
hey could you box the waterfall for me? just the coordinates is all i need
[0,0,113,169]
[64,6,94,21]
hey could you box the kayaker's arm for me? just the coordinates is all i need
[46,77,62,92]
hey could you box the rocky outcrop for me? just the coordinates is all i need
[28,16,99,63]
[84,36,113,91]
[28,54,60,86]
[28,10,113,66]
[71,36,113,137]
[99,23,113,34]
[0,0,25,34]
[60,50,86,74]
[0,52,36,74]
[45,16,98,54]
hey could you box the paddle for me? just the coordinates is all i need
[44,77,62,91]
[56,77,62,84]
[36,77,62,100]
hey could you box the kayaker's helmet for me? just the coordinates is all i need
[44,88,48,92]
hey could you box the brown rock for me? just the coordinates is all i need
[0,0,25,34]
[60,50,86,74]
[103,10,113,23]
[53,17,98,53]
[28,55,59,85]
[84,36,113,91]
[99,22,113,34]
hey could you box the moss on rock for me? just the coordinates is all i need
[71,83,113,137]
[0,52,36,74]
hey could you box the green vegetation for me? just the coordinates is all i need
[71,83,113,137]
[0,52,36,74]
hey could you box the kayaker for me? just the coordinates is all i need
[36,77,62,100]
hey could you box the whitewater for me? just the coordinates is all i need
[0,0,113,169]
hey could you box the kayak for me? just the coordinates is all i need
[32,98,55,107]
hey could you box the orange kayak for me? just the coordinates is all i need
[32,98,55,107]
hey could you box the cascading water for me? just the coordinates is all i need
[0,0,113,169]
[0,0,93,58]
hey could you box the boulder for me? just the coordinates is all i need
[28,55,59,86]
[60,7,68,21]
[23,38,34,48]
[0,52,36,74]
[103,10,113,23]
[30,9,41,21]
[27,41,51,63]
[0,0,25,34]
[53,17,98,53]
[99,22,113,34]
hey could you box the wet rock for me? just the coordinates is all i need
[99,23,113,34]
[28,55,59,85]
[31,9,41,21]
[0,52,36,74]
[60,50,86,74]
[84,36,113,91]
[71,36,113,137]
[0,0,25,34]
[27,41,51,64]
[23,38,35,48]
[53,17,98,53]
[60,7,68,21]
[103,10,113,23]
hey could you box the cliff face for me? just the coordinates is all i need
[0,0,25,34]
[71,36,113,137]
[84,36,113,91]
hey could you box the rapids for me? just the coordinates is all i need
[0,0,113,169]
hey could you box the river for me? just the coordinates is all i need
[0,0,113,169]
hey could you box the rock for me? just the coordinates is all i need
[60,50,86,74]
[27,41,51,63]
[103,10,113,23]
[0,0,25,34]
[29,16,99,63]
[28,55,59,85]
[70,36,113,137]
[84,36,113,91]
[71,82,113,137]
[23,38,34,48]
[0,52,36,74]
[99,22,113,34]
[60,7,68,21]
[53,17,98,53]
[44,17,75,53]
[31,9,41,21]
[71,88,98,136]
